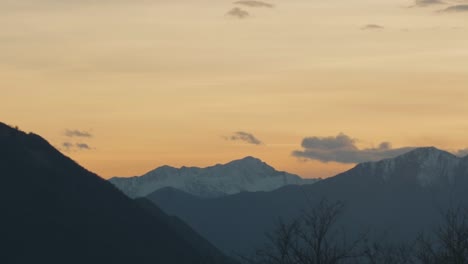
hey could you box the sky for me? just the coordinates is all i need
[1,0,468,179]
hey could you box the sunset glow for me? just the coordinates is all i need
[2,0,467,178]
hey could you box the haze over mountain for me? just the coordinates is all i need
[147,147,468,255]
[0,123,233,264]
[110,157,319,198]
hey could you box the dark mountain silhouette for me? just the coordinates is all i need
[147,147,468,255]
[0,123,233,264]
[134,198,230,262]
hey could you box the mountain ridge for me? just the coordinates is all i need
[110,156,319,198]
[351,146,466,187]
[146,146,468,254]
[0,122,234,264]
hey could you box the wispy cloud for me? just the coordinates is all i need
[61,142,93,151]
[414,0,445,7]
[226,7,250,19]
[292,133,415,163]
[411,0,468,11]
[441,4,468,12]
[361,24,384,30]
[65,129,92,138]
[62,142,73,150]
[226,131,263,145]
[76,143,91,150]
[61,128,94,152]
[234,0,274,8]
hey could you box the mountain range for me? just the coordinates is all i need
[0,123,233,264]
[146,147,468,255]
[109,156,319,198]
[5,120,468,261]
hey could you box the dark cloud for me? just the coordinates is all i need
[65,129,92,138]
[76,143,91,150]
[61,142,92,151]
[234,0,274,8]
[62,142,73,150]
[227,131,263,145]
[441,4,468,12]
[292,133,415,163]
[414,0,445,6]
[361,24,385,30]
[226,7,250,18]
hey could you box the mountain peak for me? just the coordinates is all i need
[0,122,22,137]
[240,156,262,162]
[110,156,316,198]
[403,146,454,157]
[393,147,457,164]
[354,146,463,187]
[0,121,232,264]
[152,165,178,173]
[227,156,266,167]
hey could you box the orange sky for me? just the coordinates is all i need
[1,0,468,179]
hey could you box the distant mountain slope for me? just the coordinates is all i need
[110,156,319,198]
[134,198,230,263]
[147,147,468,255]
[0,123,232,264]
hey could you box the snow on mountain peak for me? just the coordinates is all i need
[109,157,319,198]
[359,147,463,187]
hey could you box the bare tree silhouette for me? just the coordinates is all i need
[244,203,468,264]
[244,199,366,264]
[416,207,468,264]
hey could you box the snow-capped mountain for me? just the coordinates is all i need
[351,147,468,187]
[146,147,468,254]
[109,156,319,198]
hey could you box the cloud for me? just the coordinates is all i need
[292,133,415,163]
[76,143,91,150]
[414,0,445,6]
[61,142,92,152]
[62,142,73,150]
[234,0,274,8]
[226,7,250,18]
[441,4,468,12]
[65,129,92,138]
[227,131,263,145]
[361,24,384,30]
